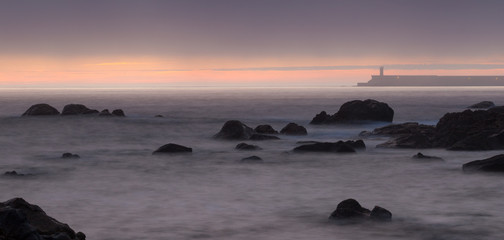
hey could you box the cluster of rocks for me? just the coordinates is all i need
[213,120,308,141]
[22,103,125,117]
[0,198,85,240]
[310,99,394,124]
[329,198,392,222]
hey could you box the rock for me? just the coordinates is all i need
[0,198,80,239]
[61,104,98,115]
[311,99,394,124]
[293,141,356,153]
[61,153,80,159]
[346,140,366,149]
[412,152,443,160]
[98,109,113,116]
[75,232,86,240]
[22,104,60,116]
[377,133,434,148]
[364,122,436,137]
[235,143,262,151]
[462,154,504,172]
[155,115,164,118]
[254,125,278,134]
[370,206,392,221]
[214,120,255,140]
[241,156,262,162]
[4,170,25,176]
[249,134,280,140]
[280,123,307,135]
[329,199,391,222]
[329,199,371,219]
[111,109,125,117]
[468,101,495,109]
[153,143,192,154]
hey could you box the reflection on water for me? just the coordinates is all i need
[0,87,504,240]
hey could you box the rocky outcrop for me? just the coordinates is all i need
[468,101,495,109]
[0,197,85,240]
[152,143,192,154]
[61,104,99,115]
[254,125,278,134]
[462,154,504,172]
[235,143,262,151]
[293,140,363,153]
[280,123,307,135]
[329,199,391,221]
[61,153,80,159]
[21,104,60,116]
[311,99,394,124]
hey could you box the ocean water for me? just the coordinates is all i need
[1,87,504,240]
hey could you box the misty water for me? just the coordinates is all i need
[1,87,504,240]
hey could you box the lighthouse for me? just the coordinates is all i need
[380,66,384,76]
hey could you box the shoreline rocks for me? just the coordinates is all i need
[311,99,394,124]
[22,103,126,117]
[0,197,85,240]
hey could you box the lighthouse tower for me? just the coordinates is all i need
[380,66,384,76]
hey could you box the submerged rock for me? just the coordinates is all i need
[249,134,280,140]
[235,143,262,151]
[329,198,391,221]
[280,123,308,135]
[241,156,263,162]
[311,99,394,124]
[254,125,278,134]
[412,152,443,160]
[153,143,192,154]
[61,153,80,159]
[4,171,25,176]
[0,197,84,239]
[293,141,359,153]
[61,104,98,115]
[214,120,255,140]
[468,101,495,109]
[462,154,504,172]
[22,104,60,116]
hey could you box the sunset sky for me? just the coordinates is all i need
[1,0,503,87]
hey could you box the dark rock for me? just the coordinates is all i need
[468,101,495,109]
[98,109,112,117]
[153,143,192,154]
[0,198,78,239]
[311,99,394,124]
[280,123,307,135]
[214,120,255,140]
[235,143,262,151]
[249,134,280,141]
[365,122,436,137]
[22,104,60,116]
[254,125,278,134]
[370,206,392,221]
[463,154,504,172]
[412,152,443,160]
[293,141,356,153]
[346,140,366,149]
[241,156,263,162]
[448,130,504,150]
[329,199,392,222]
[377,133,434,148]
[111,109,125,117]
[329,199,371,219]
[155,115,164,118]
[4,171,25,176]
[75,232,86,240]
[61,104,98,115]
[61,153,80,159]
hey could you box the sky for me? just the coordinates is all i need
[1,0,503,87]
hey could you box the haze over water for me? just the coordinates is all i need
[1,87,504,240]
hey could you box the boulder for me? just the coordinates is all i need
[241,156,263,162]
[0,198,83,239]
[111,109,125,117]
[412,152,443,160]
[310,99,394,124]
[235,143,262,151]
[462,154,504,172]
[254,125,278,134]
[214,120,255,140]
[293,141,356,153]
[152,143,192,154]
[280,123,307,135]
[22,104,60,116]
[468,101,495,109]
[61,153,80,159]
[329,199,391,222]
[61,104,98,115]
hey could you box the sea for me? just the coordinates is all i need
[1,86,503,240]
